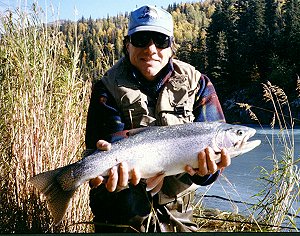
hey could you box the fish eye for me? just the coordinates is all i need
[236,129,244,136]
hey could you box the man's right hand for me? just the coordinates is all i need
[89,140,141,192]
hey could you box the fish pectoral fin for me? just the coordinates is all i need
[146,172,165,192]
[111,127,150,139]
[127,127,150,136]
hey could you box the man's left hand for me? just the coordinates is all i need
[185,147,230,176]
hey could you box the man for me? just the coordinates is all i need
[85,5,230,232]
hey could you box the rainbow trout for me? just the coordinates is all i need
[30,122,261,224]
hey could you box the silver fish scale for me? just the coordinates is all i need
[72,122,223,181]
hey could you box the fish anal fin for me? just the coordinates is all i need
[146,172,166,192]
[30,167,77,225]
[149,179,164,196]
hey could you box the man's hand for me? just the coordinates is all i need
[185,147,231,177]
[89,140,141,192]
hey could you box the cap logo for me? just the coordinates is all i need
[128,5,173,36]
[138,6,159,20]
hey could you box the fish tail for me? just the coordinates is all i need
[30,167,76,225]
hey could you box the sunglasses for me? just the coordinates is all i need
[129,32,172,49]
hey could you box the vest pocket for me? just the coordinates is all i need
[156,81,195,126]
[121,93,156,128]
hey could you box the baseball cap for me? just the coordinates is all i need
[127,5,174,37]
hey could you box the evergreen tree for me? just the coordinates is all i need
[211,31,229,82]
[236,0,266,83]
[282,0,300,71]
[206,3,224,76]
[206,0,238,88]
[265,0,281,47]
[190,30,208,72]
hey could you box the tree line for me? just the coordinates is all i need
[58,0,300,120]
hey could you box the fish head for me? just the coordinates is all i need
[213,123,261,159]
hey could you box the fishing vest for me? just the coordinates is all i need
[101,57,201,205]
[101,57,202,128]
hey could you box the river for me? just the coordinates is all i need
[195,125,300,230]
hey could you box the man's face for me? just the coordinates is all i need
[126,31,173,81]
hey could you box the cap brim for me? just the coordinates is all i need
[128,25,173,37]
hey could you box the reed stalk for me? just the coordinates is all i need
[238,81,300,231]
[0,5,95,233]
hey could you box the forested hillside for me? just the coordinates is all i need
[57,0,300,123]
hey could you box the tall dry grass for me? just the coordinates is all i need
[0,6,98,233]
[238,81,300,231]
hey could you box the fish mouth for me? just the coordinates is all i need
[234,139,261,153]
[229,129,261,157]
